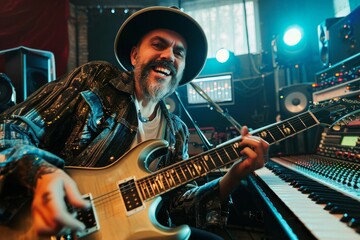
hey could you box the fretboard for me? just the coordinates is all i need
[137,110,319,201]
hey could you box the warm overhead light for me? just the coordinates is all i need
[215,48,230,63]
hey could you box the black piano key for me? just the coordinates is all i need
[341,213,360,222]
[314,195,360,203]
[325,201,360,210]
[306,188,344,196]
[330,206,360,214]
[348,217,360,228]
[308,189,341,198]
[299,185,335,193]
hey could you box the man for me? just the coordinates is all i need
[0,6,268,239]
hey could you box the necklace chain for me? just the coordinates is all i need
[138,110,150,123]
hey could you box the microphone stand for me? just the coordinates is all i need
[173,91,213,150]
[190,82,243,134]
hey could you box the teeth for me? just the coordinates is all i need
[154,67,171,76]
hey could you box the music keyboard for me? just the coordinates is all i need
[252,158,360,240]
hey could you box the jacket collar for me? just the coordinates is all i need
[108,71,135,95]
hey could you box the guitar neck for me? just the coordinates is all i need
[136,110,320,201]
[252,110,319,144]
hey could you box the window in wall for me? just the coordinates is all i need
[183,0,260,58]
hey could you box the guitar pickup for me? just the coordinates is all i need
[118,177,145,216]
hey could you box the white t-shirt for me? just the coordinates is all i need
[131,98,166,149]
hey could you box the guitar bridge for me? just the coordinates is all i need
[67,193,100,238]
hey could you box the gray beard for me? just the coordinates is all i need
[137,64,180,102]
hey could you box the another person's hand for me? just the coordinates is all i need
[219,126,269,200]
[31,169,89,236]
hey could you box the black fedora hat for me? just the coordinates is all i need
[114,6,208,86]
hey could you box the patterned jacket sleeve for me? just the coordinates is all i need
[0,61,115,223]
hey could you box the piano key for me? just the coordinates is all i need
[342,213,360,222]
[325,202,360,210]
[349,217,360,228]
[255,167,360,239]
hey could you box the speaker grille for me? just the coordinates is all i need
[279,83,313,118]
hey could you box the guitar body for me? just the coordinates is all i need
[0,139,190,240]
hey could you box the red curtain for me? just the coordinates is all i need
[0,0,70,77]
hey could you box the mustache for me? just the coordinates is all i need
[146,59,177,76]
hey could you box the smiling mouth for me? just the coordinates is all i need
[153,66,172,76]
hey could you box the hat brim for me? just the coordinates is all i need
[114,6,208,86]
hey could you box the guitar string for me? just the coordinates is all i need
[88,110,321,207]
[114,104,348,197]
[89,144,239,207]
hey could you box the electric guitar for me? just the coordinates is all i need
[1,97,359,240]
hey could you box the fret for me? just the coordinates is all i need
[225,145,240,161]
[177,164,188,183]
[275,124,286,137]
[192,161,202,176]
[148,177,159,197]
[257,128,276,143]
[164,169,176,188]
[216,148,232,166]
[161,171,171,189]
[268,125,285,142]
[172,168,183,185]
[186,160,196,179]
[302,112,318,126]
[138,180,152,200]
[292,116,307,130]
[202,153,217,170]
[199,158,210,174]
[154,175,165,192]
[297,115,306,127]
[197,157,210,173]
[181,163,193,180]
[287,120,296,132]
[212,152,224,168]
[278,122,295,135]
[209,151,225,168]
[155,173,166,190]
[185,161,197,178]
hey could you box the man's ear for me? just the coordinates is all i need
[130,46,138,66]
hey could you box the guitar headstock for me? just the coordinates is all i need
[310,96,360,127]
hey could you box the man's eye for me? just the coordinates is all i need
[152,42,163,48]
[175,50,185,58]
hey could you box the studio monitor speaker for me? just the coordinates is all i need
[328,6,360,65]
[318,17,343,68]
[279,83,313,119]
[0,46,56,103]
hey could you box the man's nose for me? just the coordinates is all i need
[160,48,175,62]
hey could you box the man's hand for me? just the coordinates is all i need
[219,126,269,200]
[31,169,89,236]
